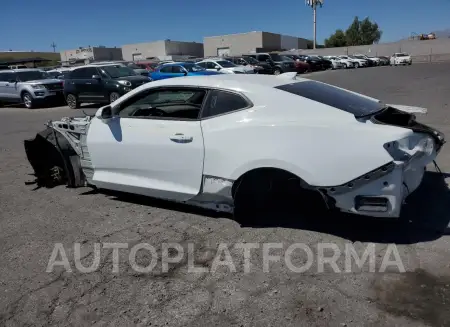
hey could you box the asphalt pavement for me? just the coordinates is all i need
[1,63,450,327]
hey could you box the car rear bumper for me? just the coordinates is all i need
[328,149,438,218]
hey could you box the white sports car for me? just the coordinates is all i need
[24,73,445,218]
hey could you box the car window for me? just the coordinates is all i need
[196,62,207,68]
[70,67,98,79]
[0,72,15,82]
[275,81,385,118]
[172,65,185,73]
[206,62,217,69]
[118,88,207,120]
[202,90,249,118]
[257,55,270,62]
[159,66,173,73]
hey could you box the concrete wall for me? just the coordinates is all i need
[164,41,203,57]
[293,39,450,62]
[204,31,312,57]
[60,47,121,63]
[121,41,166,61]
[121,41,203,61]
[281,35,298,51]
[93,47,122,61]
[204,32,264,57]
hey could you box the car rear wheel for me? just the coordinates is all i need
[66,94,80,109]
[232,169,327,223]
[273,68,282,75]
[109,92,120,103]
[354,62,360,68]
[22,92,35,109]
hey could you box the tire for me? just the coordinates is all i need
[109,92,120,103]
[273,68,282,76]
[22,92,35,109]
[232,169,326,223]
[355,62,360,68]
[343,63,348,69]
[66,94,80,109]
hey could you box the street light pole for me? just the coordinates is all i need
[306,0,323,49]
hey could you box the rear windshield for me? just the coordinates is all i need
[275,81,385,117]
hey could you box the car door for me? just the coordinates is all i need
[155,66,176,80]
[0,72,9,99]
[68,67,91,99]
[86,86,207,201]
[81,67,105,101]
[171,65,187,77]
[2,72,20,100]
[205,61,219,72]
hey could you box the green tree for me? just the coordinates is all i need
[324,16,382,48]
[324,29,347,48]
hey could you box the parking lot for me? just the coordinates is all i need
[1,63,450,327]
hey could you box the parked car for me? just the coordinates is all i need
[150,62,223,81]
[325,56,354,68]
[135,62,161,72]
[90,61,149,77]
[196,59,255,74]
[46,68,72,79]
[0,69,64,109]
[293,55,323,71]
[243,53,297,75]
[63,63,150,109]
[318,56,343,69]
[24,73,445,219]
[351,55,375,67]
[378,56,390,66]
[390,53,412,66]
[348,56,369,68]
[224,56,273,74]
[281,54,311,73]
[337,55,360,68]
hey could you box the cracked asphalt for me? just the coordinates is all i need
[1,63,450,327]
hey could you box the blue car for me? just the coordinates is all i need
[149,62,222,81]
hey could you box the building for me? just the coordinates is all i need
[60,46,123,66]
[0,51,59,66]
[121,40,204,61]
[203,31,312,57]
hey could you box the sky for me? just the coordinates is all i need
[1,0,450,52]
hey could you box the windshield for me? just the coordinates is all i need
[244,57,259,64]
[101,65,137,78]
[16,71,48,81]
[275,81,385,118]
[396,53,408,57]
[182,63,206,72]
[216,60,236,68]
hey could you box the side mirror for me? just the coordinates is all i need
[92,74,101,79]
[183,71,188,76]
[96,105,114,122]
[216,67,221,71]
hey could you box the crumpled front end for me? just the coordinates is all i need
[24,116,93,188]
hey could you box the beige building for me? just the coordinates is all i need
[60,46,123,66]
[203,31,311,57]
[121,40,204,61]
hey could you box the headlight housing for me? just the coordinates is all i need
[31,84,45,89]
[117,80,132,87]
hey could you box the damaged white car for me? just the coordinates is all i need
[24,73,445,218]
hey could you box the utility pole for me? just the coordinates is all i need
[306,0,323,49]
[50,42,57,52]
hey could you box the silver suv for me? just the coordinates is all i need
[0,69,64,109]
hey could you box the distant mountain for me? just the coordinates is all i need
[432,29,450,38]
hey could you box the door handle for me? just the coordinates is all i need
[170,133,193,143]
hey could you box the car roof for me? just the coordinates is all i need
[145,74,308,90]
[71,63,124,70]
[0,68,43,73]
